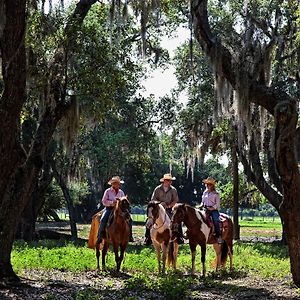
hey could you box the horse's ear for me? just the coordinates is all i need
[125,195,130,203]
[116,197,120,201]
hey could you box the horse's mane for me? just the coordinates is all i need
[147,201,162,212]
[176,203,207,224]
[114,196,129,215]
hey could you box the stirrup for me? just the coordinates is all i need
[217,237,223,244]
[177,237,184,244]
[96,236,102,245]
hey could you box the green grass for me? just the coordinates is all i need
[239,218,282,229]
[131,214,147,222]
[11,219,292,299]
[12,239,289,280]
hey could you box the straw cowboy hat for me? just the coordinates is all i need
[160,173,176,182]
[108,176,124,185]
[203,177,217,186]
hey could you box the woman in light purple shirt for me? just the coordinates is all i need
[96,176,126,244]
[201,177,222,243]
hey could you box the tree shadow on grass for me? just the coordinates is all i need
[97,268,132,279]
[191,280,298,300]
[235,241,289,259]
[1,270,298,300]
[14,238,87,250]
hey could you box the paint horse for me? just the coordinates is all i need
[88,196,130,272]
[171,203,233,276]
[146,201,179,273]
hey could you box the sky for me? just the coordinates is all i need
[47,0,189,103]
[142,27,190,101]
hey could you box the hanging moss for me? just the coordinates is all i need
[59,95,80,153]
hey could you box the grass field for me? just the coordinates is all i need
[14,218,285,278]
[9,218,295,300]
[12,240,290,279]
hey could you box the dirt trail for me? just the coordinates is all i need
[0,269,299,300]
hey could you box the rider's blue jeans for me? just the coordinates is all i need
[97,207,113,238]
[210,210,221,237]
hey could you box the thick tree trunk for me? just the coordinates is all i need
[281,219,287,245]
[232,143,240,240]
[0,0,27,284]
[18,162,53,241]
[0,0,27,202]
[0,0,97,283]
[275,100,300,286]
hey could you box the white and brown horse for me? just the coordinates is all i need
[171,203,233,276]
[88,196,130,272]
[146,202,179,273]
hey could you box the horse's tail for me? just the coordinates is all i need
[87,211,102,249]
[167,241,175,266]
[221,240,228,266]
[211,240,229,268]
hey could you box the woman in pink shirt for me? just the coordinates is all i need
[201,177,223,243]
[96,176,133,244]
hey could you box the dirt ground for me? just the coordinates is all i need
[0,268,299,300]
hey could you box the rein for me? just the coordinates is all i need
[174,206,205,230]
[148,209,167,230]
[153,212,167,230]
[114,199,130,221]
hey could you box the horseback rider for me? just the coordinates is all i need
[144,173,184,245]
[96,176,134,245]
[201,177,223,244]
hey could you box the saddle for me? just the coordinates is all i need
[106,207,130,227]
[205,212,229,231]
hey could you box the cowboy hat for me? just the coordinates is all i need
[108,176,124,185]
[160,173,176,182]
[202,177,216,186]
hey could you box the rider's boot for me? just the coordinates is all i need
[144,227,152,246]
[129,226,134,242]
[96,231,104,245]
[176,223,185,244]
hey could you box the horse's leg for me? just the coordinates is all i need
[113,243,121,271]
[96,246,100,271]
[102,241,109,271]
[153,241,161,273]
[189,243,197,275]
[162,242,168,274]
[227,239,234,272]
[213,243,222,271]
[173,242,179,270]
[118,243,127,271]
[200,243,206,277]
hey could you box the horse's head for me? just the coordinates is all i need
[146,201,161,229]
[171,203,186,231]
[115,196,130,213]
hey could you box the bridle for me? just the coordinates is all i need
[147,206,167,230]
[173,206,205,230]
[115,199,130,219]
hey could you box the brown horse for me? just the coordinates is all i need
[146,202,179,273]
[88,196,130,272]
[171,203,233,276]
